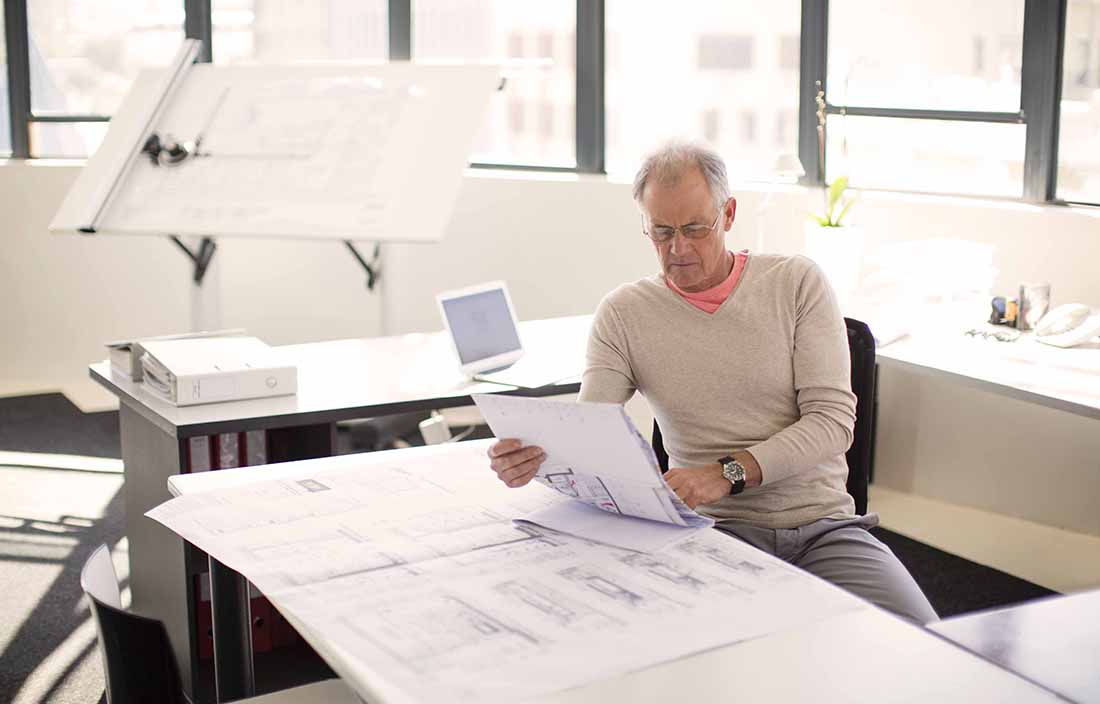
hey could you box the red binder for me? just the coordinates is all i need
[243,430,268,466]
[215,432,241,469]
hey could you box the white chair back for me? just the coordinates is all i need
[80,543,122,609]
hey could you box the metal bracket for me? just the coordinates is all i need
[345,241,382,291]
[170,235,217,285]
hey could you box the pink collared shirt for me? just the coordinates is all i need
[666,250,749,313]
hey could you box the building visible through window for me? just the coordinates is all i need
[697,35,754,70]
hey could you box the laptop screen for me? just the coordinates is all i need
[440,288,522,365]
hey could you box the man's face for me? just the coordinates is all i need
[640,167,736,293]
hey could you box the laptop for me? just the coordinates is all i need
[436,281,581,388]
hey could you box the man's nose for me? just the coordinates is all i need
[669,230,690,255]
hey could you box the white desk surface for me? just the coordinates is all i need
[90,315,589,438]
[167,443,1060,703]
[876,328,1100,420]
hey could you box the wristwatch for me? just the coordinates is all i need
[718,455,747,495]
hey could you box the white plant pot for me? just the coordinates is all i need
[803,222,865,298]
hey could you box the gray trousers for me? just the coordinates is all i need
[713,513,939,624]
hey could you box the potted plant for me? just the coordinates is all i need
[805,175,864,299]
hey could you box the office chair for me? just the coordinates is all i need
[651,317,875,515]
[81,544,360,704]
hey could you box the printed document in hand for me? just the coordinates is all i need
[147,441,867,704]
[473,394,713,552]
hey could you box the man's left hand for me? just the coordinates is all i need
[664,451,763,509]
[664,465,732,509]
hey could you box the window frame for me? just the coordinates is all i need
[3,0,1092,207]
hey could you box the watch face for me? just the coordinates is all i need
[721,458,745,483]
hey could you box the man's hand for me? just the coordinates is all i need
[664,451,763,509]
[487,438,546,488]
[664,465,732,509]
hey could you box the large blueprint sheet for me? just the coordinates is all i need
[148,441,867,703]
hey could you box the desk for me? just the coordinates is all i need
[89,315,589,702]
[930,589,1100,703]
[868,323,1100,537]
[161,442,1062,704]
[876,328,1100,420]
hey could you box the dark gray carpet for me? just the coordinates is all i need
[870,526,1058,618]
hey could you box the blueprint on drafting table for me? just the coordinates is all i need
[148,441,867,703]
[473,395,713,551]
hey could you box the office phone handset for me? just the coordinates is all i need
[1033,304,1100,348]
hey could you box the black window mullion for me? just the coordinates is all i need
[1021,0,1067,202]
[184,0,213,63]
[5,0,31,157]
[575,0,604,174]
[389,0,411,61]
[798,0,827,186]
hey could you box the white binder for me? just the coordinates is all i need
[139,336,297,406]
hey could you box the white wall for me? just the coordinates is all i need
[3,159,1100,411]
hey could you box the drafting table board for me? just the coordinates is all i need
[52,40,498,244]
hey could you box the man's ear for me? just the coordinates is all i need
[725,197,738,230]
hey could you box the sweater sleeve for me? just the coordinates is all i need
[747,260,857,485]
[578,295,637,405]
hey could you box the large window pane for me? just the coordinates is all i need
[413,0,575,167]
[828,0,1024,112]
[29,1,184,115]
[1057,0,1100,204]
[605,1,800,179]
[826,116,1024,197]
[30,121,109,158]
[1,10,9,155]
[212,0,387,65]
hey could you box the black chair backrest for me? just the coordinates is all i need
[85,594,186,704]
[652,317,875,516]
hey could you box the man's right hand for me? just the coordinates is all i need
[487,439,546,488]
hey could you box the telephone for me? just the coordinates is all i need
[1034,303,1100,348]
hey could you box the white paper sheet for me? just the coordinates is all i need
[147,441,867,703]
[472,395,713,548]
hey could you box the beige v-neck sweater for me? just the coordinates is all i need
[579,253,858,529]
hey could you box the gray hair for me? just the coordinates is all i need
[631,140,730,211]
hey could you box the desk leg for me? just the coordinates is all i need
[209,556,255,702]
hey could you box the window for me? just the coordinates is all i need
[413,0,576,168]
[828,0,1024,112]
[27,0,184,156]
[605,1,801,179]
[1,9,9,156]
[826,116,1024,196]
[212,0,387,64]
[779,34,799,71]
[739,110,756,144]
[1057,0,1100,204]
[823,0,1027,198]
[701,109,720,143]
[698,35,753,71]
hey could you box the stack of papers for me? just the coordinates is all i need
[140,336,297,406]
[473,394,714,552]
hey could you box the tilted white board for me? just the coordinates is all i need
[52,52,498,243]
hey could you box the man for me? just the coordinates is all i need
[488,141,937,623]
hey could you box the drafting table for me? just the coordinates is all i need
[89,315,589,702]
[164,441,1064,704]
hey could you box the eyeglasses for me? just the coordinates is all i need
[643,210,722,244]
